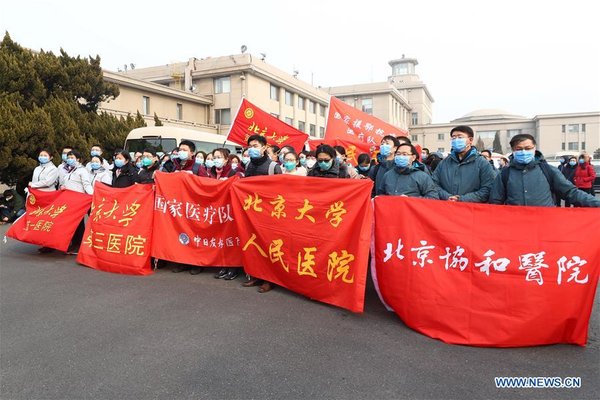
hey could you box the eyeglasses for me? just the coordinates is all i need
[317,159,331,163]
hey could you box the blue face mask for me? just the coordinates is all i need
[38,156,49,164]
[379,144,392,157]
[569,160,576,167]
[136,161,143,169]
[318,160,332,171]
[358,165,370,172]
[142,157,153,167]
[578,159,585,164]
[178,151,189,161]
[513,150,535,164]
[394,155,411,168]
[114,159,125,168]
[299,157,307,166]
[170,154,178,161]
[248,147,262,159]
[278,153,286,163]
[241,156,250,165]
[451,138,468,153]
[214,158,224,169]
[66,158,76,167]
[90,150,101,157]
[61,154,68,162]
[205,159,215,169]
[283,161,297,171]
[194,157,204,165]
[90,162,101,170]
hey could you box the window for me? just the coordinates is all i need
[270,84,279,100]
[561,143,566,150]
[298,96,305,110]
[361,98,373,114]
[319,127,325,138]
[411,135,418,142]
[285,117,293,125]
[214,77,231,94]
[142,96,150,115]
[561,125,566,133]
[507,129,521,138]
[437,133,445,141]
[567,142,579,150]
[437,147,445,152]
[582,142,586,150]
[319,104,326,117]
[309,124,316,136]
[298,121,305,132]
[582,124,586,132]
[176,103,183,120]
[285,90,293,106]
[411,112,418,125]
[309,100,316,113]
[215,108,231,125]
[567,124,579,133]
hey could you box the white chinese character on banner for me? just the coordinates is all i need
[343,115,351,125]
[334,112,342,120]
[193,236,202,247]
[367,136,376,145]
[352,119,362,129]
[346,128,355,135]
[210,238,217,248]
[185,202,202,221]
[364,123,374,132]
[203,206,216,225]
[226,237,234,247]
[357,133,365,141]
[218,238,224,248]
[154,196,167,213]
[557,256,589,285]
[411,240,435,268]
[375,128,385,137]
[439,246,469,271]
[383,239,405,263]
[518,251,549,285]
[167,199,183,217]
[218,204,234,223]
[474,249,509,276]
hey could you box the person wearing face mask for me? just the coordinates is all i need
[192,151,210,177]
[432,125,497,203]
[207,148,243,180]
[240,148,251,169]
[111,150,140,188]
[307,144,350,178]
[304,151,317,171]
[29,149,59,192]
[244,135,282,177]
[333,145,359,179]
[228,154,245,177]
[356,153,373,178]
[560,156,578,207]
[57,146,74,189]
[369,135,401,196]
[0,189,25,224]
[86,145,110,172]
[89,155,113,187]
[267,145,280,163]
[160,148,178,173]
[573,154,596,198]
[489,134,600,207]
[298,151,308,169]
[172,140,196,173]
[378,144,439,198]
[138,149,161,184]
[277,145,295,165]
[281,151,307,176]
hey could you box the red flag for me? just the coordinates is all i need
[227,98,309,152]
[307,137,371,165]
[77,183,154,275]
[230,175,373,312]
[325,96,407,151]
[151,172,243,267]
[373,196,600,347]
[6,189,92,251]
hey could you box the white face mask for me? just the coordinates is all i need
[306,159,316,169]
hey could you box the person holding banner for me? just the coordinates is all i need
[192,151,209,177]
[489,134,600,207]
[378,143,439,199]
[240,148,251,169]
[89,156,113,187]
[369,135,401,196]
[244,135,282,177]
[172,140,196,172]
[228,154,244,176]
[432,125,496,203]
[281,151,307,176]
[333,146,360,179]
[28,149,59,192]
[207,148,243,180]
[308,144,350,178]
[85,145,110,172]
[138,149,161,184]
[356,153,373,178]
[111,151,140,188]
[57,146,74,188]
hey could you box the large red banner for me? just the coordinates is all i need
[325,96,407,153]
[6,188,92,251]
[372,196,600,347]
[227,98,309,153]
[77,183,154,275]
[230,175,373,312]
[151,172,243,267]
[307,137,371,166]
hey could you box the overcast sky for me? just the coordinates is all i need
[2,0,599,123]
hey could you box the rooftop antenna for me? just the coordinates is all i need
[260,53,266,61]
[241,45,247,54]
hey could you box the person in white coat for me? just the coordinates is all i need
[89,155,113,188]
[28,149,59,192]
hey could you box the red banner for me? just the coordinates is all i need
[230,175,373,312]
[307,137,371,165]
[151,172,243,267]
[325,96,407,152]
[6,189,92,251]
[227,98,309,152]
[373,196,600,347]
[77,183,154,275]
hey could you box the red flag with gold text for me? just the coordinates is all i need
[307,137,371,165]
[77,183,154,275]
[227,98,309,152]
[325,96,407,152]
[151,172,243,267]
[6,188,92,251]
[230,175,373,312]
[372,196,600,347]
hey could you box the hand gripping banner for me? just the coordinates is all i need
[231,175,373,312]
[372,196,600,347]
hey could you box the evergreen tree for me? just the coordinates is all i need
[492,131,503,153]
[154,112,163,126]
[475,137,485,151]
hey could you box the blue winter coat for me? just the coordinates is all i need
[378,166,439,199]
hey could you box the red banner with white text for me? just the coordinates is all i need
[227,98,309,153]
[372,196,600,347]
[230,175,373,312]
[151,172,243,267]
[77,183,154,275]
[325,96,408,153]
[307,137,371,166]
[6,189,92,251]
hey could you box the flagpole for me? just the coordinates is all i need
[223,95,245,147]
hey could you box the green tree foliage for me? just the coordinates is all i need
[492,131,503,154]
[475,137,485,151]
[594,148,600,159]
[0,32,146,189]
[153,112,163,126]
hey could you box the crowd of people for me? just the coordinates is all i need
[3,125,598,290]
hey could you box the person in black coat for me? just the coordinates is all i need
[112,150,140,188]
[138,148,160,184]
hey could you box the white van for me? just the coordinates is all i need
[124,126,243,157]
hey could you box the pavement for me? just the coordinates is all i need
[0,224,598,400]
